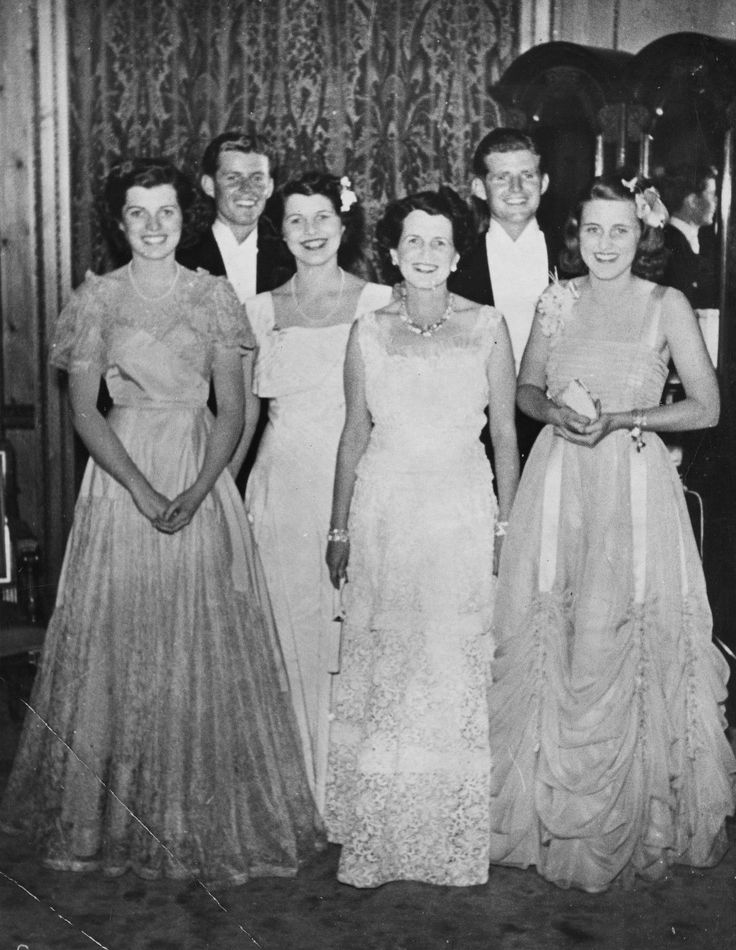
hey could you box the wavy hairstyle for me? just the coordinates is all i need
[100,158,208,263]
[560,174,666,281]
[272,171,371,279]
[375,186,475,285]
[200,129,274,178]
[471,127,545,178]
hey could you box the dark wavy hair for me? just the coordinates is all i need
[559,174,666,281]
[200,129,274,178]
[375,186,475,285]
[273,171,370,278]
[100,158,208,263]
[471,127,545,178]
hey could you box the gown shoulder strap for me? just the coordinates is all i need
[641,283,667,349]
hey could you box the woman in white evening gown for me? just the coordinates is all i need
[0,159,318,884]
[488,174,735,892]
[325,187,519,887]
[229,172,392,814]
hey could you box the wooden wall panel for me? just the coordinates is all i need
[0,0,41,540]
[0,0,74,598]
[524,0,736,51]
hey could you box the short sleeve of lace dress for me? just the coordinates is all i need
[208,275,253,349]
[49,271,107,373]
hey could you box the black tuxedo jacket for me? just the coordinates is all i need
[661,224,718,310]
[448,229,554,466]
[176,215,294,292]
[447,229,555,307]
[177,216,293,492]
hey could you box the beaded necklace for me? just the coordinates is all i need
[398,284,454,337]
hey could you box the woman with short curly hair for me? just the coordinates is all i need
[324,186,519,887]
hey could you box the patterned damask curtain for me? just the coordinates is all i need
[67,0,518,280]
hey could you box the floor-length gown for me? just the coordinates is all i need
[0,267,317,885]
[325,307,502,887]
[245,282,392,813]
[488,280,736,892]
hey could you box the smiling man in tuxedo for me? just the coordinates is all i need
[177,129,291,299]
[178,131,292,490]
[450,127,552,463]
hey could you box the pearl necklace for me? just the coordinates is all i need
[128,261,180,301]
[398,286,454,337]
[291,268,346,325]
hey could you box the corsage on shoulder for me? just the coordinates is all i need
[536,271,579,337]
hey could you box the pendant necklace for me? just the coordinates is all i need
[398,284,454,337]
[128,261,180,302]
[291,267,346,325]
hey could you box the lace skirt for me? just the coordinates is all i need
[325,449,497,887]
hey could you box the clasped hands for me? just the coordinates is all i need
[552,400,614,447]
[133,483,204,534]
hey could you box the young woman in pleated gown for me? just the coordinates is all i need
[0,159,318,885]
[325,188,519,887]
[488,174,736,893]
[229,173,392,815]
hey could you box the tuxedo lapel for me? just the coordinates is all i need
[176,228,226,276]
[448,237,494,306]
[256,214,293,292]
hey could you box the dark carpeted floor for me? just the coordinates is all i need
[1,668,735,950]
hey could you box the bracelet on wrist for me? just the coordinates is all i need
[327,527,350,544]
[494,520,509,538]
[630,409,647,453]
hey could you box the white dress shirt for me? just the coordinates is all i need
[669,216,700,254]
[485,218,549,372]
[212,219,259,303]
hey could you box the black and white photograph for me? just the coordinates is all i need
[1,1,735,947]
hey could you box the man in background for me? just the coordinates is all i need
[449,127,552,463]
[658,164,719,311]
[178,130,292,489]
[178,129,290,298]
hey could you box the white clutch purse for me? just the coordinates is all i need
[560,378,598,420]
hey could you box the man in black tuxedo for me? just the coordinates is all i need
[178,131,292,490]
[658,164,719,311]
[177,129,291,297]
[449,128,552,464]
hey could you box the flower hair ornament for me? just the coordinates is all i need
[339,176,358,213]
[621,175,668,229]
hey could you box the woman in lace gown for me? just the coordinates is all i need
[488,175,736,892]
[229,173,392,814]
[0,160,317,884]
[325,188,519,887]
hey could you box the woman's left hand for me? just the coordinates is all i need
[554,401,615,448]
[156,487,206,534]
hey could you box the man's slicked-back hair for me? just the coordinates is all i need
[472,128,544,178]
[200,130,273,178]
